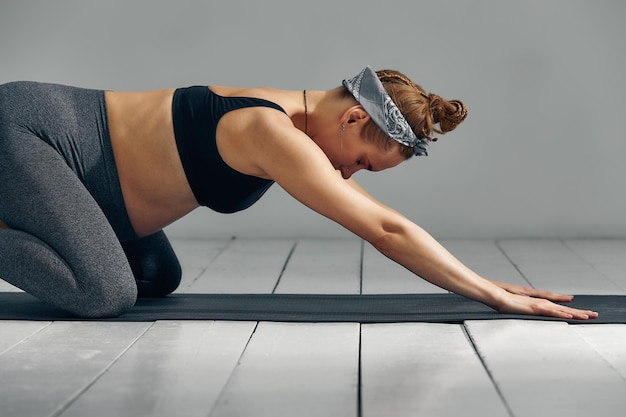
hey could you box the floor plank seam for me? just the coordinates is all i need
[185,237,236,290]
[271,241,298,294]
[561,239,626,292]
[571,325,626,384]
[494,240,534,288]
[49,322,156,417]
[359,239,364,295]
[207,321,261,417]
[461,322,516,417]
[0,321,52,357]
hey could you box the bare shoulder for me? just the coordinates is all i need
[214,96,299,178]
[253,121,399,242]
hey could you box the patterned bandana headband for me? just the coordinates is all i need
[342,66,430,157]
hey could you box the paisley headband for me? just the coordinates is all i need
[342,66,430,156]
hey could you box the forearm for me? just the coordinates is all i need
[371,220,507,309]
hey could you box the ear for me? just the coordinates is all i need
[341,105,370,126]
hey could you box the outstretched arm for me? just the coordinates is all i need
[368,220,596,319]
[343,177,595,318]
[254,117,597,320]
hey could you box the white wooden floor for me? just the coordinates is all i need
[2,238,626,417]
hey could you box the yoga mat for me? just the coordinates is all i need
[0,292,624,323]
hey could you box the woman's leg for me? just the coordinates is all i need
[0,130,137,318]
[122,231,182,297]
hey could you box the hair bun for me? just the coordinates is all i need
[436,99,468,133]
[371,68,468,150]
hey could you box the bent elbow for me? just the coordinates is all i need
[371,222,407,257]
[372,232,393,254]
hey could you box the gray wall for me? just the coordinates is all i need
[2,0,624,239]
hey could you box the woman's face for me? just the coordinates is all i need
[324,129,407,179]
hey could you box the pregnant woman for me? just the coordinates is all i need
[0,66,597,320]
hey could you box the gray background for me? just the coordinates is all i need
[1,0,624,239]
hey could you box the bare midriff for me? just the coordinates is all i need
[105,89,199,237]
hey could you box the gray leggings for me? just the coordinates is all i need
[0,82,181,318]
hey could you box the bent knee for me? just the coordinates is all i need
[72,284,138,319]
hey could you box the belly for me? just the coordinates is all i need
[105,89,199,237]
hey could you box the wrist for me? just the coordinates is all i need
[476,283,510,312]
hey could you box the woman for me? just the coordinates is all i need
[0,66,598,320]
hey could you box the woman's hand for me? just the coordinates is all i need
[492,281,599,320]
[493,281,574,302]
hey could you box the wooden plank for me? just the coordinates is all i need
[0,321,151,417]
[0,321,50,356]
[274,238,361,294]
[170,239,231,269]
[60,321,257,417]
[361,243,446,294]
[573,324,626,379]
[210,322,360,417]
[170,238,231,292]
[185,238,295,294]
[361,323,508,417]
[565,239,626,292]
[0,280,23,292]
[466,320,626,417]
[441,239,529,287]
[497,240,625,294]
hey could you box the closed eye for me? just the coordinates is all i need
[357,159,373,171]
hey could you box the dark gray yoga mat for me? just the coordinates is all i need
[0,292,623,323]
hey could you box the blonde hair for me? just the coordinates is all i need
[347,69,468,158]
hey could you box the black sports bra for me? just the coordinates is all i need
[171,87,286,213]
